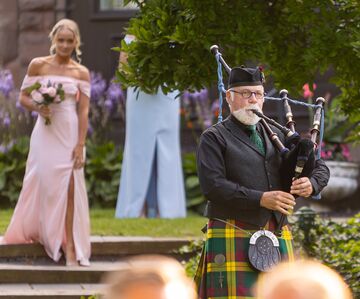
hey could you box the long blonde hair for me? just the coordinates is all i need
[49,19,82,63]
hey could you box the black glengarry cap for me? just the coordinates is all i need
[228,66,265,88]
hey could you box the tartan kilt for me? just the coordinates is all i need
[194,217,294,299]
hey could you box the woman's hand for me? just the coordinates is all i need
[72,144,85,169]
[36,105,52,119]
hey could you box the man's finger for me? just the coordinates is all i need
[291,182,309,191]
[278,207,291,215]
[280,192,296,201]
[292,177,308,185]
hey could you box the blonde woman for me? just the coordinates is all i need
[255,260,353,299]
[1,19,91,266]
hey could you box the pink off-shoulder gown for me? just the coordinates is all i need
[1,75,91,266]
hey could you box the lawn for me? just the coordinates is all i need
[0,209,207,237]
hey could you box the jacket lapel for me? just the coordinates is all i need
[223,116,265,156]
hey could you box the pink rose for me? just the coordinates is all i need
[45,87,57,97]
[31,90,44,103]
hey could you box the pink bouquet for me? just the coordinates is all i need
[26,81,65,125]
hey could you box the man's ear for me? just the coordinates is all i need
[225,90,232,111]
[226,90,232,109]
[225,90,232,105]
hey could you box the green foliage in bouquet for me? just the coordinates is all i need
[118,0,360,140]
[292,209,360,298]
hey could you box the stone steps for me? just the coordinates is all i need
[0,284,104,299]
[0,236,197,298]
[0,236,191,261]
[0,261,119,284]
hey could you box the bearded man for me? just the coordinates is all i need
[194,66,329,299]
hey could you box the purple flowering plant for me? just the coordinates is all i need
[88,71,125,143]
[0,69,36,149]
[181,89,218,132]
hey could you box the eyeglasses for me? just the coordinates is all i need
[230,89,265,99]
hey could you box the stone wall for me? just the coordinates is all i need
[0,1,18,67]
[0,0,58,87]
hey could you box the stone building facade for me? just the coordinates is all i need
[0,0,67,86]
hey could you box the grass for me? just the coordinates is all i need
[0,209,207,237]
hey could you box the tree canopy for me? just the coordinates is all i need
[115,0,360,140]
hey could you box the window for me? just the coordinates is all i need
[99,0,138,10]
[92,0,139,20]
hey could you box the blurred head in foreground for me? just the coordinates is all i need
[255,259,353,299]
[104,255,197,299]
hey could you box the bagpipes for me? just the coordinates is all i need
[210,45,325,193]
[210,45,326,271]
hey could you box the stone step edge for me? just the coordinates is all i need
[0,267,105,284]
[0,290,99,295]
[0,237,198,258]
[0,293,98,299]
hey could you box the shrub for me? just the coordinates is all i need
[0,137,29,207]
[85,140,122,207]
[292,208,360,298]
[182,152,205,214]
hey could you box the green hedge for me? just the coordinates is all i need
[0,139,205,210]
[292,209,360,298]
[0,138,29,207]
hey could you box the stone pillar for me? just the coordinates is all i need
[3,0,56,87]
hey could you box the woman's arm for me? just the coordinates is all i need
[19,58,51,118]
[73,67,90,169]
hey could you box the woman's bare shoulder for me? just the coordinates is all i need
[73,63,90,82]
[27,56,51,76]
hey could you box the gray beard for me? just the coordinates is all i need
[232,104,262,125]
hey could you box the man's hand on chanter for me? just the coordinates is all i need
[290,177,313,198]
[260,191,296,215]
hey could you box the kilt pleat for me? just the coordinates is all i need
[195,217,294,299]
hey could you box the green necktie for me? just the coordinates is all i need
[246,125,265,155]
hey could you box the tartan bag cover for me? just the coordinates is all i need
[194,217,294,299]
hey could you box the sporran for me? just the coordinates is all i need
[248,229,281,272]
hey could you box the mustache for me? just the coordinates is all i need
[246,106,263,114]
